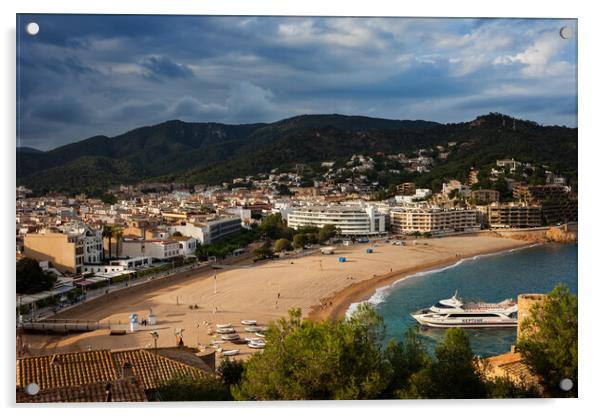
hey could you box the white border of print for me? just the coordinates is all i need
[1,0,599,415]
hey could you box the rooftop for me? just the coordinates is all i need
[16,347,211,399]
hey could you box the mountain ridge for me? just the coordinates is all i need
[16,113,577,194]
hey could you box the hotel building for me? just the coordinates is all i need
[287,205,386,236]
[487,203,543,228]
[390,207,479,235]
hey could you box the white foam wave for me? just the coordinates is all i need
[344,243,540,319]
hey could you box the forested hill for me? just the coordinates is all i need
[16,113,577,194]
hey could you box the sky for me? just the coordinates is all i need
[16,15,577,150]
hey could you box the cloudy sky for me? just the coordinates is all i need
[17,15,577,150]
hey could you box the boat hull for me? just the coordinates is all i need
[412,314,517,328]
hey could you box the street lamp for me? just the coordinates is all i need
[150,330,159,354]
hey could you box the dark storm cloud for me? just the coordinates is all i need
[16,15,577,150]
[139,56,194,80]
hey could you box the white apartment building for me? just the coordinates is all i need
[390,207,479,235]
[442,180,472,197]
[172,236,197,257]
[168,216,242,245]
[121,238,181,261]
[395,188,433,204]
[287,205,386,236]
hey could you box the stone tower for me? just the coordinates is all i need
[517,294,547,340]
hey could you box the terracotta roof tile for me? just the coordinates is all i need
[112,349,206,390]
[16,350,117,391]
[16,347,208,401]
[16,379,147,403]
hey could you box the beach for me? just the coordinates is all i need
[23,234,531,358]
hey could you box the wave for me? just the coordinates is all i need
[345,243,540,319]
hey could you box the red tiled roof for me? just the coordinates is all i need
[16,378,147,403]
[16,348,209,401]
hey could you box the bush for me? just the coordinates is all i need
[274,238,292,252]
[157,375,232,401]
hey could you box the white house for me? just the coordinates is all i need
[121,238,181,261]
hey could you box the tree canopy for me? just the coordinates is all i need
[517,284,578,397]
[231,305,540,400]
[16,257,56,294]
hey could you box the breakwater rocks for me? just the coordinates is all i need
[497,224,577,244]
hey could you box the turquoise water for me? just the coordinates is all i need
[350,243,578,358]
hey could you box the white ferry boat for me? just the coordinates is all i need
[411,292,518,328]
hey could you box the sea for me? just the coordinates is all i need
[346,243,578,358]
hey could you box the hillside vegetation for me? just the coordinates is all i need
[17,113,577,194]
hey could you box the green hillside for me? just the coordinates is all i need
[16,113,577,194]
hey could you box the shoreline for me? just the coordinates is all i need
[307,239,537,322]
[23,235,536,356]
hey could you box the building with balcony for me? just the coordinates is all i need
[487,203,543,228]
[390,207,479,235]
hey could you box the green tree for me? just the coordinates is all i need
[274,238,292,252]
[292,233,308,249]
[16,257,57,294]
[318,224,337,243]
[102,224,115,260]
[218,358,245,389]
[517,284,578,397]
[259,213,292,240]
[484,376,542,398]
[405,328,486,399]
[157,374,232,401]
[253,242,274,260]
[233,305,393,400]
[382,327,431,397]
[100,193,117,205]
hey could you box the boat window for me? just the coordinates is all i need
[435,302,454,308]
[448,313,501,318]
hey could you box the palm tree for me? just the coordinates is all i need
[113,226,123,259]
[102,225,114,260]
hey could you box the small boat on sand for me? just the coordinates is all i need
[241,319,257,326]
[216,327,236,334]
[255,332,266,338]
[248,339,266,349]
[221,333,240,341]
[254,326,268,332]
[221,349,240,356]
[244,326,258,332]
[216,323,232,329]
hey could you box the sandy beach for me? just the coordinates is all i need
[23,234,531,358]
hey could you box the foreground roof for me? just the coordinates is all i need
[16,347,210,402]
